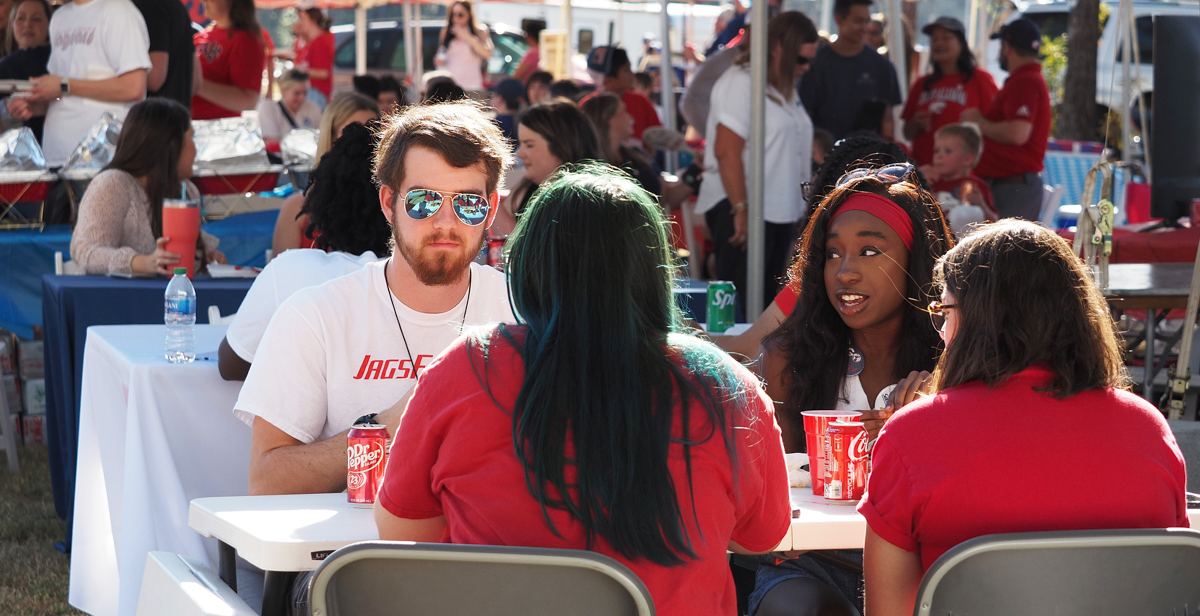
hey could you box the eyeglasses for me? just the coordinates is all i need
[796,55,811,66]
[927,300,956,332]
[403,189,490,226]
[836,162,917,189]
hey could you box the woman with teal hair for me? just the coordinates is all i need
[375,163,792,616]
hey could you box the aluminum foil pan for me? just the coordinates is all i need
[0,127,46,172]
[280,129,317,167]
[193,117,270,171]
[60,112,121,180]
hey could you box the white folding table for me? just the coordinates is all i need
[70,325,251,616]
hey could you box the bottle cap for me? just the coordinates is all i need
[174,267,187,275]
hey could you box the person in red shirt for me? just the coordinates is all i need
[960,18,1051,221]
[292,5,334,107]
[902,16,998,166]
[375,163,792,616]
[192,0,265,120]
[581,46,662,143]
[921,123,997,221]
[860,220,1189,616]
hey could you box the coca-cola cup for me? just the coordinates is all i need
[800,410,863,496]
[162,199,200,278]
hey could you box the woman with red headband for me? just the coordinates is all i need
[749,163,955,616]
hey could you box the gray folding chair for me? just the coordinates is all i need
[914,528,1200,616]
[308,541,655,616]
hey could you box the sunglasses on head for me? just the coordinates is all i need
[835,162,917,188]
[927,300,956,332]
[403,189,490,226]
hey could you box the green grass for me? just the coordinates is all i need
[0,444,83,615]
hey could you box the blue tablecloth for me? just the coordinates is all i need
[0,209,276,340]
[43,275,255,548]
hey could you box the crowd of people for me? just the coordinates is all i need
[41,1,1191,615]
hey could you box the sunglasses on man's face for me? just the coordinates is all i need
[796,55,811,66]
[403,189,490,226]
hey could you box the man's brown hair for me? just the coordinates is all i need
[373,100,513,198]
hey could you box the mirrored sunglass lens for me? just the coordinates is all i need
[453,195,488,225]
[406,190,442,219]
[878,164,911,183]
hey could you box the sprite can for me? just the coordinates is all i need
[706,281,736,333]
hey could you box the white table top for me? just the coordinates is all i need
[192,489,1200,573]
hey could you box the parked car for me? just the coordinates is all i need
[331,21,529,92]
[990,0,1197,113]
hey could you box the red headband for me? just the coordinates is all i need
[830,192,915,251]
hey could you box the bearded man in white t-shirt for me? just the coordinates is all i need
[235,101,516,496]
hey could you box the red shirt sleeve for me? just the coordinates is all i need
[773,283,798,316]
[857,431,919,552]
[376,347,467,520]
[729,379,792,552]
[1000,74,1042,124]
[973,70,999,110]
[226,30,265,91]
[901,77,923,121]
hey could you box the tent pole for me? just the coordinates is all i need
[887,0,906,102]
[660,0,676,172]
[746,0,767,319]
[355,4,367,76]
[1120,0,1132,164]
[819,0,832,36]
[561,0,573,60]
[402,0,416,99]
[413,0,424,90]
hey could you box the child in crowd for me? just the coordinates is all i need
[921,123,996,220]
[633,71,654,98]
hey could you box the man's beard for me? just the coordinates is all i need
[393,225,484,286]
[998,47,1008,72]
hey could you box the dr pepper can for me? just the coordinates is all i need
[347,418,389,508]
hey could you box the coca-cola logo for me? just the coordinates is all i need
[848,430,869,461]
[347,441,385,473]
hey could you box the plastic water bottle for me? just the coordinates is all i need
[164,267,196,363]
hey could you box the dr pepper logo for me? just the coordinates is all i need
[347,441,385,475]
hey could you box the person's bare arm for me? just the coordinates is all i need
[864,526,924,616]
[192,53,203,96]
[272,193,305,254]
[960,108,1033,146]
[305,66,330,80]
[713,123,749,248]
[710,300,785,361]
[374,504,448,541]
[218,337,251,381]
[196,79,259,112]
[29,70,147,103]
[148,51,169,92]
[248,390,413,495]
[903,110,929,141]
[464,26,493,60]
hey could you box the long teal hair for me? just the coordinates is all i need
[479,163,749,566]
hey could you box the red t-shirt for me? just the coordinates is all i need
[774,282,799,316]
[193,26,266,120]
[583,90,663,141]
[859,366,1189,571]
[295,31,334,98]
[902,70,999,166]
[973,62,1051,179]
[378,328,791,616]
[932,174,996,219]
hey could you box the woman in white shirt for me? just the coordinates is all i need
[694,11,816,312]
[433,0,491,92]
[256,68,321,148]
[752,163,953,616]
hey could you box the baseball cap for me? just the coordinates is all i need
[991,18,1042,54]
[488,78,526,103]
[922,16,965,37]
[586,46,629,77]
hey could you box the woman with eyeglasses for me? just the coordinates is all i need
[694,11,819,312]
[750,162,954,616]
[375,162,791,616]
[860,220,1188,616]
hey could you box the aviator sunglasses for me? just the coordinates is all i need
[403,189,490,226]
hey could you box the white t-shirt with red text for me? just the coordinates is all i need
[234,260,515,443]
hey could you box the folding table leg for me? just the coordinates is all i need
[1144,309,1159,403]
[261,570,295,616]
[218,540,238,592]
[0,381,18,473]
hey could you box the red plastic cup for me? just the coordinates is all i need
[801,410,863,495]
[162,199,200,278]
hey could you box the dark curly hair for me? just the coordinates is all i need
[299,122,391,256]
[764,174,954,450]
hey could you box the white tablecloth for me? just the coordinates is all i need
[69,325,250,616]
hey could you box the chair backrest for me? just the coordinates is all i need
[914,528,1200,616]
[1039,184,1066,227]
[309,541,655,616]
[135,551,256,616]
[207,305,236,325]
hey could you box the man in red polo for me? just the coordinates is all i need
[581,45,662,143]
[961,18,1050,220]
